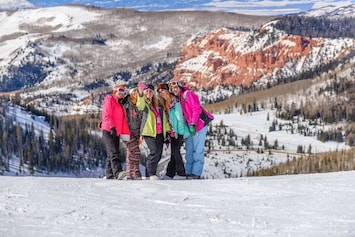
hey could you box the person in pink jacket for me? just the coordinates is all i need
[99,85,130,180]
[169,80,214,179]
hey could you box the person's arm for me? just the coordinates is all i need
[136,83,146,111]
[186,91,202,126]
[174,103,187,136]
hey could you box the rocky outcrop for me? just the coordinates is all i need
[173,22,354,89]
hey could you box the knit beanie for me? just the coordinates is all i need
[157,83,169,91]
[144,84,154,91]
[129,82,138,94]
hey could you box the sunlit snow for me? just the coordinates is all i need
[1,171,354,236]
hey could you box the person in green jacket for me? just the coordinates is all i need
[157,83,190,179]
[137,83,170,180]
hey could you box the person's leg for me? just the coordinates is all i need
[191,126,208,176]
[166,136,178,178]
[152,134,164,176]
[184,135,194,175]
[174,135,186,176]
[105,159,113,179]
[125,138,133,179]
[128,135,142,179]
[111,135,123,178]
[102,131,123,179]
[144,136,158,177]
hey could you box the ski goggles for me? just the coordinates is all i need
[113,87,127,95]
[117,88,126,94]
[169,81,179,88]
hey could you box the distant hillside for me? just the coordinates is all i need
[275,16,355,38]
[0,5,271,115]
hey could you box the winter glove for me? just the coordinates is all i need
[164,133,171,145]
[137,82,146,95]
[138,82,146,90]
[110,127,117,137]
[189,125,196,136]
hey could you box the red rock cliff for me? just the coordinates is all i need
[173,25,353,89]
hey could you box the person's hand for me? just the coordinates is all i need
[189,125,196,135]
[110,127,117,137]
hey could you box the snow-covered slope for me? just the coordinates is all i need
[1,171,354,236]
[0,5,100,68]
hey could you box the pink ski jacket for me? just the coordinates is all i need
[179,87,214,132]
[100,94,130,136]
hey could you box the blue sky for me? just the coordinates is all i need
[27,0,355,15]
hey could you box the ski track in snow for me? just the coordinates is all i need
[1,171,355,237]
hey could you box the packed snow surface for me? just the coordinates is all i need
[1,171,355,237]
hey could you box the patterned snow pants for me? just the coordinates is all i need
[125,134,142,179]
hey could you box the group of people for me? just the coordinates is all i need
[99,80,214,180]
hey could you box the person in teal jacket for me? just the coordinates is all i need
[157,83,190,179]
[136,83,170,180]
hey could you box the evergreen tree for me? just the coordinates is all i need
[16,124,23,173]
[307,144,312,154]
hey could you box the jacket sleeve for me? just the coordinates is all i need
[101,96,115,131]
[186,91,202,125]
[114,104,126,135]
